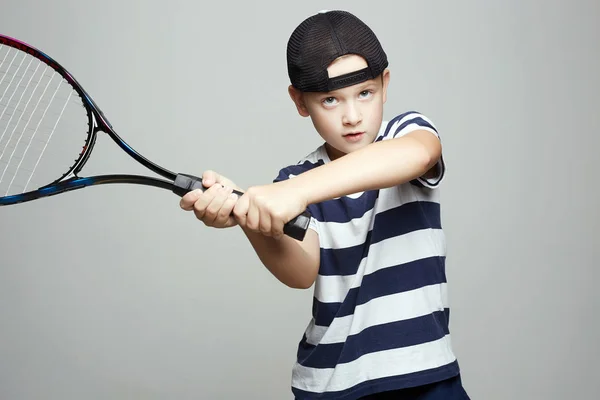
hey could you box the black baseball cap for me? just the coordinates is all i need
[287,10,388,93]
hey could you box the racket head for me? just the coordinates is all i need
[0,34,100,202]
[0,35,311,241]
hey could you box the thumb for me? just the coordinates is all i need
[203,170,240,192]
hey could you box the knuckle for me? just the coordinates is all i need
[259,219,270,229]
[193,203,205,215]
[232,208,243,219]
[194,210,206,222]
[204,210,216,219]
[246,187,259,198]
[206,185,220,193]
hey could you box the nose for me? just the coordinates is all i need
[342,102,362,126]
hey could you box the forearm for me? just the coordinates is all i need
[241,226,319,289]
[293,133,439,205]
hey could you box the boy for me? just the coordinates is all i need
[180,10,469,400]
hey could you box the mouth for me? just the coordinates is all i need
[343,131,365,142]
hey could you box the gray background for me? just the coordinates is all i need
[0,0,598,399]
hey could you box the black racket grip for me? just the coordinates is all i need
[173,173,311,241]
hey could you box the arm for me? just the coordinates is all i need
[241,226,320,289]
[179,170,320,289]
[246,131,438,283]
[181,129,440,289]
[292,129,442,205]
[231,129,441,270]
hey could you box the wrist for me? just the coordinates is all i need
[277,177,312,208]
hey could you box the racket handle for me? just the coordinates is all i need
[173,173,311,241]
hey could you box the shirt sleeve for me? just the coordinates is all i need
[382,111,446,189]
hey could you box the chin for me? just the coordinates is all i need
[343,142,369,153]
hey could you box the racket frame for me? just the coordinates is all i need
[0,34,311,240]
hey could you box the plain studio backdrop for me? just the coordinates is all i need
[0,1,598,399]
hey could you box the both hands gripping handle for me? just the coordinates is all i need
[172,173,311,241]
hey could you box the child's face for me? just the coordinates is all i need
[289,55,390,160]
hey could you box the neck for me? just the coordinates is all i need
[325,143,346,161]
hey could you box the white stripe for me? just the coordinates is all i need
[307,283,448,346]
[315,228,446,303]
[395,124,438,139]
[316,207,375,249]
[417,161,444,188]
[292,335,456,393]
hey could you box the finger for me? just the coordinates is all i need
[259,207,272,236]
[208,186,234,226]
[271,216,285,239]
[200,184,229,224]
[192,183,223,221]
[246,202,261,233]
[233,194,250,228]
[180,189,203,210]
[215,190,238,227]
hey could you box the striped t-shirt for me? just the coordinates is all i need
[274,111,460,399]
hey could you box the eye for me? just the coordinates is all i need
[322,97,338,106]
[359,90,373,99]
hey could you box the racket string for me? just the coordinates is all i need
[22,88,74,193]
[0,55,38,170]
[0,62,45,165]
[2,77,63,189]
[0,56,53,189]
[0,44,89,196]
[0,52,28,121]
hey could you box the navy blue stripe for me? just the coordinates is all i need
[318,201,441,276]
[372,201,441,243]
[292,360,460,400]
[318,230,371,276]
[375,112,414,142]
[314,256,446,326]
[308,189,379,223]
[319,231,372,276]
[299,310,450,369]
[376,111,437,142]
[273,159,324,183]
[392,117,438,139]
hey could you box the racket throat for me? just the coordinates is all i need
[172,173,206,196]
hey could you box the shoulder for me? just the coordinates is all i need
[377,111,440,142]
[273,145,327,183]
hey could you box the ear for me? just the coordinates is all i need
[381,69,390,104]
[288,85,310,117]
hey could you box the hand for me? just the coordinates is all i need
[179,170,242,229]
[233,180,308,240]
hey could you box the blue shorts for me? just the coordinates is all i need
[358,374,470,400]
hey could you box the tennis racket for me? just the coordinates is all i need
[0,34,310,241]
